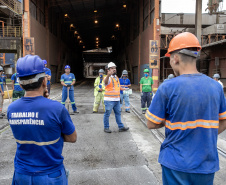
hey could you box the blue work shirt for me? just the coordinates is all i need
[44,68,51,85]
[146,73,226,174]
[0,77,4,92]
[7,96,75,175]
[11,74,23,91]
[119,78,131,94]
[2,74,6,82]
[60,73,76,91]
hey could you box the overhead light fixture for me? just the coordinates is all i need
[83,46,86,49]
[70,24,75,31]
[64,14,70,22]
[79,40,82,43]
[96,37,99,41]
[94,9,98,13]
[0,5,8,9]
[94,20,98,24]
[96,41,99,44]
[123,4,126,8]
[74,30,78,35]
[77,35,81,39]
[116,24,119,28]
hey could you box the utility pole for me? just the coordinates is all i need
[22,0,30,56]
[195,0,202,44]
[152,0,160,92]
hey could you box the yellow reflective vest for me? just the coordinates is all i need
[94,75,106,96]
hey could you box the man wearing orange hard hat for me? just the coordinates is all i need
[145,32,226,185]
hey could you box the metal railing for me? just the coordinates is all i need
[0,0,22,15]
[0,26,21,37]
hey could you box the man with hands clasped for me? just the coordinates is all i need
[60,65,79,113]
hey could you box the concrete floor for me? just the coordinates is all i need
[1,80,226,185]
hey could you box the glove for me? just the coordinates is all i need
[140,92,143,97]
[67,85,71,87]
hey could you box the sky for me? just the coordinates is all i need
[162,0,226,13]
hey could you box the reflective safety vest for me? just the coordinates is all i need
[104,76,120,99]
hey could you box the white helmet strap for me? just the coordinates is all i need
[19,73,46,85]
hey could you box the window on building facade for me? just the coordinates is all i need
[150,0,155,25]
[143,0,149,30]
[133,1,139,40]
[30,0,37,19]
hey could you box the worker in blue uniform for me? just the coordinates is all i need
[146,32,226,185]
[0,66,4,119]
[61,65,79,113]
[119,70,131,113]
[2,72,6,85]
[43,60,51,94]
[11,73,25,102]
[7,55,77,185]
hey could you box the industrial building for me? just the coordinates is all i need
[0,0,226,88]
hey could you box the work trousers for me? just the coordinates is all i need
[103,101,125,129]
[61,89,77,111]
[141,91,152,110]
[47,84,51,94]
[12,168,68,185]
[162,165,214,185]
[0,94,3,114]
[12,90,25,102]
[93,92,105,112]
[120,94,130,111]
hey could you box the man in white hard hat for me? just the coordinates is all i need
[164,74,175,82]
[103,62,129,133]
[213,74,223,88]
[119,70,131,113]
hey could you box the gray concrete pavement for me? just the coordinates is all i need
[0,80,161,185]
[1,80,226,185]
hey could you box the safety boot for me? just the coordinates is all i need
[119,127,129,132]
[104,128,112,133]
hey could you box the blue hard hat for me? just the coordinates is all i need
[65,65,70,69]
[43,60,47,65]
[16,55,45,77]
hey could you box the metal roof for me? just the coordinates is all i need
[202,39,226,48]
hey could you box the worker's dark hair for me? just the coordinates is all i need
[171,48,197,63]
[19,74,45,91]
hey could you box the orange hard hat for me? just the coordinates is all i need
[165,32,201,57]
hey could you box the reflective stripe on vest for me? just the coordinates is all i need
[105,77,120,98]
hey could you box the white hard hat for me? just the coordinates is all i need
[213,74,220,79]
[99,69,105,73]
[122,70,128,75]
[0,66,3,71]
[168,74,174,79]
[108,62,116,68]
